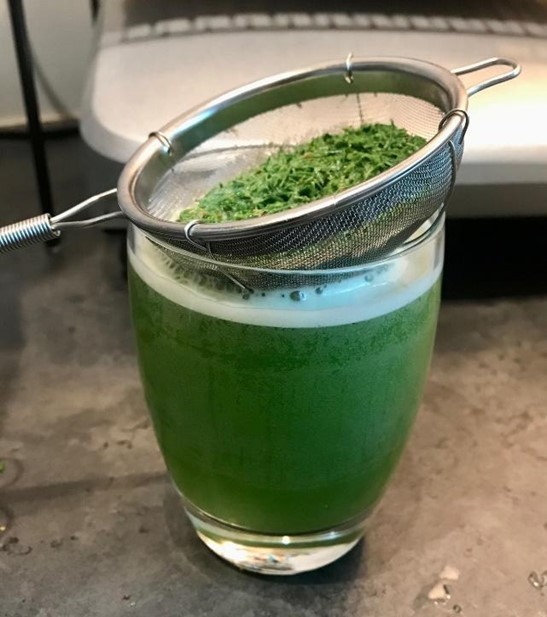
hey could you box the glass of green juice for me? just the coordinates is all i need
[127,213,444,575]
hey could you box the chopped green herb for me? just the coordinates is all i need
[0,462,5,474]
[178,123,426,224]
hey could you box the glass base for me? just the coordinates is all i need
[185,504,365,575]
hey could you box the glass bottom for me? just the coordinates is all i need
[185,502,365,575]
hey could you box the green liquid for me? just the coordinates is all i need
[129,266,440,534]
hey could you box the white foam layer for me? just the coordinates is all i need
[128,230,442,328]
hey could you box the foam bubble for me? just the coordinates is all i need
[128,229,442,328]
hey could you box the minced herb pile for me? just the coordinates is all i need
[178,123,426,224]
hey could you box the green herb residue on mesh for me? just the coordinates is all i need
[178,123,426,224]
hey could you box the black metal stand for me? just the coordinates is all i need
[90,0,100,21]
[7,0,54,217]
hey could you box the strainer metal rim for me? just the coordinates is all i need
[118,56,468,242]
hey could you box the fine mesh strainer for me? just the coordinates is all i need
[0,56,520,286]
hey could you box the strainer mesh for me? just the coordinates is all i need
[144,91,462,287]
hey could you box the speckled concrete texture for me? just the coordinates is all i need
[1,226,546,617]
[0,137,546,616]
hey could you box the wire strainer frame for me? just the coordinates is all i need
[0,56,520,257]
[117,56,518,245]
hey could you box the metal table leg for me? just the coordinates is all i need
[7,0,54,218]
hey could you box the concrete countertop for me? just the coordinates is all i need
[0,229,546,616]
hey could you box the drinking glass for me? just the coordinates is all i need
[127,213,444,575]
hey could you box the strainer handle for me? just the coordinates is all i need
[0,189,123,254]
[0,214,60,253]
[452,57,521,97]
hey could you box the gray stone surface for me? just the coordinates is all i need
[0,139,546,615]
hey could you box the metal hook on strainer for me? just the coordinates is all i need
[1,56,520,275]
[345,52,354,84]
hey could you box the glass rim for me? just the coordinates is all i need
[136,210,445,277]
